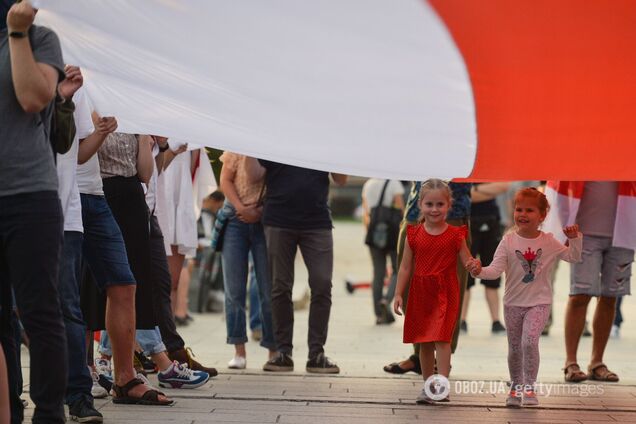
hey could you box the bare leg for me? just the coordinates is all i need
[419,343,435,380]
[590,296,616,365]
[149,352,174,372]
[485,287,500,322]
[106,285,169,401]
[434,342,452,377]
[461,289,471,322]
[235,344,246,358]
[175,265,191,319]
[565,295,591,365]
[167,246,185,313]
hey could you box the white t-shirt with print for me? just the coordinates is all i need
[56,88,95,232]
[362,179,404,209]
[478,231,582,307]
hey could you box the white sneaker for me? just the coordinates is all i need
[610,324,620,339]
[228,356,247,369]
[158,361,210,389]
[90,368,109,399]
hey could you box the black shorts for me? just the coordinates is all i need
[467,215,502,289]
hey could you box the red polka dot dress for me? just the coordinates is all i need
[403,224,467,344]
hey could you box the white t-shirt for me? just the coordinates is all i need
[362,179,404,209]
[478,231,582,307]
[145,144,160,213]
[76,98,103,195]
[56,88,94,232]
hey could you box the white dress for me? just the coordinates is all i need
[155,148,217,257]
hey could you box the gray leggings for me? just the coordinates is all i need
[504,304,550,390]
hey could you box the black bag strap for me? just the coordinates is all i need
[375,180,391,209]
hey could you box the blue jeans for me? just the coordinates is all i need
[58,231,93,405]
[248,253,262,331]
[99,327,166,357]
[221,204,275,350]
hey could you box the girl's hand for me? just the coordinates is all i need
[563,224,580,239]
[466,258,481,276]
[393,296,404,316]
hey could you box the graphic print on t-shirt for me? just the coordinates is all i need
[515,247,542,283]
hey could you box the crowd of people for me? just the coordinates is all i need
[0,2,634,423]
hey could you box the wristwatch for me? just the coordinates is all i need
[9,31,27,38]
[158,144,170,152]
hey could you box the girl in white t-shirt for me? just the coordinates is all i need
[469,188,581,407]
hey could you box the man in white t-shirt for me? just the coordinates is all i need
[361,179,404,324]
[55,68,103,422]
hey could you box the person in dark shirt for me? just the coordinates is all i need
[245,158,347,373]
[1,1,67,422]
[461,183,510,335]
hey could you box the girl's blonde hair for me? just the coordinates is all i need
[417,179,453,223]
[514,187,550,216]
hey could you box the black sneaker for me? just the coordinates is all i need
[134,350,158,374]
[306,353,340,374]
[492,320,506,334]
[263,352,294,372]
[69,398,103,423]
[460,320,468,333]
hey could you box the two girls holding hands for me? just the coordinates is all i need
[394,182,581,407]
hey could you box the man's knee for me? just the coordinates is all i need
[598,296,617,309]
[568,294,592,309]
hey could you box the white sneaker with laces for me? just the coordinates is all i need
[228,356,247,370]
[90,368,108,399]
[158,361,209,389]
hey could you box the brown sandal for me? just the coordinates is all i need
[587,363,619,382]
[112,377,175,406]
[563,363,588,383]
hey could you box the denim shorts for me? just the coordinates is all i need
[80,194,136,289]
[570,235,633,297]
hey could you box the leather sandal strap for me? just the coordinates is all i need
[113,377,145,397]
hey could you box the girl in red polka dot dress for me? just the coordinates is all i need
[393,179,474,404]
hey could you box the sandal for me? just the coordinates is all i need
[587,363,619,382]
[563,363,588,383]
[112,377,175,406]
[383,355,421,375]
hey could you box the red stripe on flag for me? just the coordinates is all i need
[618,182,636,197]
[547,181,584,198]
[428,0,636,180]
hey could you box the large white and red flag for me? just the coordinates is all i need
[544,182,636,250]
[33,0,636,180]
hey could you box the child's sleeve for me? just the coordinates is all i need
[477,237,508,280]
[556,233,583,263]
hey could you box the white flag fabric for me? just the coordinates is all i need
[33,0,476,180]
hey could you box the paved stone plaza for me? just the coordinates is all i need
[22,222,636,422]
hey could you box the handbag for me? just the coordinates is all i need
[365,180,403,251]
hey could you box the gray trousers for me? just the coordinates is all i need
[264,225,333,359]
